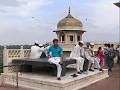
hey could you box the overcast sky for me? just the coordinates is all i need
[0,0,119,45]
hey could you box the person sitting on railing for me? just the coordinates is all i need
[89,43,103,71]
[83,42,94,74]
[43,43,50,57]
[48,39,63,80]
[39,44,47,58]
[69,41,85,74]
[30,41,44,59]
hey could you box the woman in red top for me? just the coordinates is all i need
[97,47,103,66]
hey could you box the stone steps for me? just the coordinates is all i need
[1,69,109,90]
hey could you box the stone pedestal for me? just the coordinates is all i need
[2,69,109,90]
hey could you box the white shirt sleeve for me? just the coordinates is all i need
[89,48,95,56]
[81,48,85,56]
[70,45,80,58]
[39,47,45,52]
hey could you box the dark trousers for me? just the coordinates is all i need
[107,56,114,70]
[83,58,89,71]
[117,56,120,64]
[104,55,108,66]
[111,57,114,67]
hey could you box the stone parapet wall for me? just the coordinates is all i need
[3,46,31,73]
[3,41,119,73]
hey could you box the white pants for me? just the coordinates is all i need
[85,55,94,64]
[93,57,101,69]
[48,57,62,77]
[71,57,84,72]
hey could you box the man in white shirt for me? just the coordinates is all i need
[79,41,85,73]
[84,42,94,72]
[90,43,103,71]
[30,41,44,59]
[69,41,84,74]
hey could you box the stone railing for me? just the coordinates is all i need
[84,41,119,45]
[3,46,31,73]
[3,41,119,73]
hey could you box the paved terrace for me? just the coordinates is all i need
[0,64,119,90]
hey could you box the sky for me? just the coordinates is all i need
[0,0,119,45]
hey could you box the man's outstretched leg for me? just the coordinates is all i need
[49,57,62,80]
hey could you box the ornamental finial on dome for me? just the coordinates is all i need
[69,7,70,14]
[57,7,83,29]
[66,7,73,18]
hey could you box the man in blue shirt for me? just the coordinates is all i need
[48,39,63,80]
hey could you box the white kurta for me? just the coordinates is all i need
[70,45,84,72]
[30,45,44,59]
[44,46,50,57]
[84,48,94,63]
[70,45,80,58]
[90,47,101,68]
[79,46,85,71]
[117,47,120,56]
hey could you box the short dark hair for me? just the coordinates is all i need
[104,44,108,46]
[86,42,90,45]
[53,39,58,43]
[78,42,82,45]
[107,43,110,48]
[98,47,102,50]
[35,43,39,46]
[111,44,114,47]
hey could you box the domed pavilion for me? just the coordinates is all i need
[53,7,86,44]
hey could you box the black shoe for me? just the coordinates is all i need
[94,68,98,69]
[57,77,61,80]
[77,72,82,74]
[89,69,94,72]
[59,62,63,66]
[108,69,112,72]
[80,70,84,72]
[71,73,78,77]
[99,68,104,71]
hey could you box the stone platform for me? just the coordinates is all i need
[1,68,109,90]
